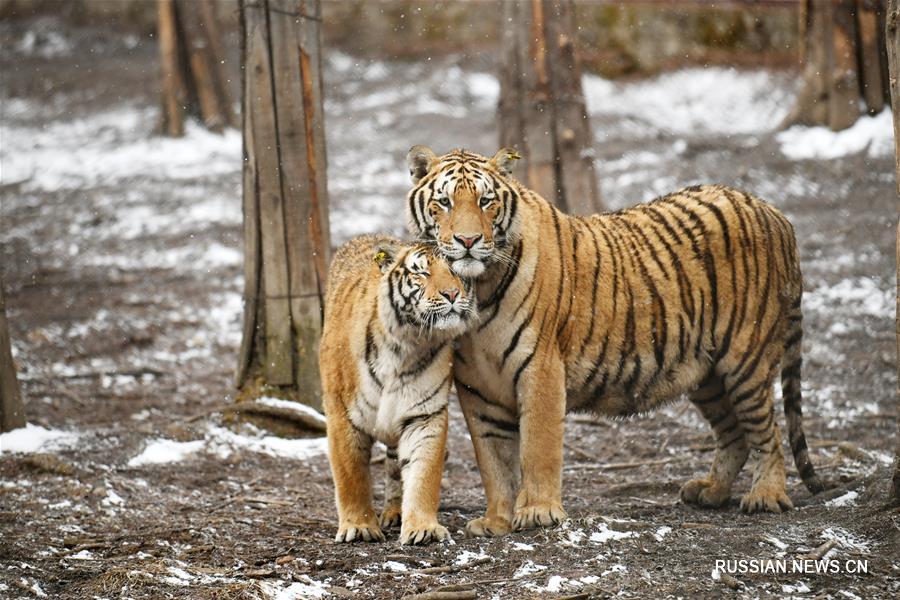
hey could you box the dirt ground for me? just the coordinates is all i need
[1,17,898,600]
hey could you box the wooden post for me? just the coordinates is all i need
[886,0,900,503]
[157,0,237,136]
[498,0,603,215]
[0,279,25,433]
[783,0,890,131]
[236,0,331,413]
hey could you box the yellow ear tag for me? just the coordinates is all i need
[373,250,388,265]
[507,151,522,161]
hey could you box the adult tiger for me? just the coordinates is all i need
[404,146,824,537]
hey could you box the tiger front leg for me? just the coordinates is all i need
[457,380,520,537]
[327,413,384,543]
[397,409,450,545]
[512,355,567,531]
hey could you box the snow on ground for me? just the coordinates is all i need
[255,396,327,427]
[127,424,328,467]
[0,106,241,191]
[127,438,206,467]
[259,577,330,600]
[777,110,894,160]
[0,424,79,455]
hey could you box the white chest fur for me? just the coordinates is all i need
[351,342,451,446]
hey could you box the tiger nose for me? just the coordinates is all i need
[441,288,460,303]
[454,234,482,249]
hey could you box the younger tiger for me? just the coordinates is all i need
[320,235,475,544]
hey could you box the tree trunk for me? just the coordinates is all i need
[783,0,890,131]
[0,279,25,433]
[886,0,900,503]
[498,0,602,215]
[158,0,237,136]
[236,0,330,414]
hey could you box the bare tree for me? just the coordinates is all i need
[235,0,330,412]
[0,278,25,433]
[498,0,603,215]
[887,0,900,503]
[783,0,890,131]
[158,0,236,136]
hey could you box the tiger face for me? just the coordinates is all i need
[405,146,521,278]
[376,241,475,333]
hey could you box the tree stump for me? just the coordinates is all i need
[0,279,25,433]
[158,0,236,136]
[235,0,331,414]
[783,0,890,131]
[498,0,603,215]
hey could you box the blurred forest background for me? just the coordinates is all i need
[0,0,800,76]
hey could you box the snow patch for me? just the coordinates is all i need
[825,491,859,508]
[382,561,408,572]
[102,487,125,507]
[589,523,638,544]
[804,277,892,319]
[126,422,327,467]
[128,439,206,467]
[513,560,547,578]
[783,582,812,595]
[820,527,870,552]
[1,107,241,192]
[584,68,792,135]
[260,577,330,600]
[454,550,488,566]
[511,542,534,551]
[0,424,80,455]
[206,425,328,461]
[777,110,893,160]
[256,397,327,427]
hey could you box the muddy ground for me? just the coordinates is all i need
[1,16,898,600]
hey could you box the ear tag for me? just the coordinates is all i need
[373,251,388,265]
[507,151,522,161]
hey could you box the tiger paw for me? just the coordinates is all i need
[680,477,731,508]
[379,505,402,529]
[740,485,793,514]
[399,522,449,545]
[512,502,566,531]
[335,519,385,543]
[465,515,512,538]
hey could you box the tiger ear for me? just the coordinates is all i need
[490,147,521,176]
[373,240,400,273]
[407,145,438,183]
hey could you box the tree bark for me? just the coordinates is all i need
[0,279,26,433]
[157,0,236,136]
[498,0,602,215]
[236,0,330,413]
[784,0,890,131]
[886,0,900,503]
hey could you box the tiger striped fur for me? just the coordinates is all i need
[320,234,475,544]
[404,146,824,537]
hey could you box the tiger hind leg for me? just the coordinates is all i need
[682,374,750,508]
[379,445,402,529]
[730,370,793,513]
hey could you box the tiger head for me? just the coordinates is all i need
[405,146,522,278]
[374,240,476,335]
